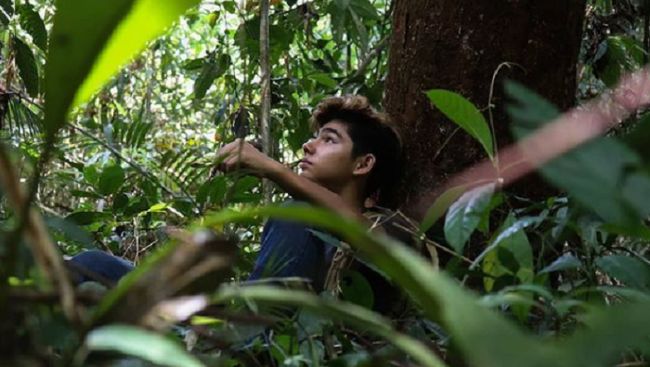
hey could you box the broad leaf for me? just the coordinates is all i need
[506,82,650,236]
[340,270,374,309]
[594,36,645,87]
[539,253,582,274]
[420,185,468,233]
[215,285,446,367]
[98,164,125,195]
[13,37,39,97]
[444,183,495,253]
[86,325,204,367]
[482,213,534,292]
[349,0,379,20]
[193,55,229,100]
[65,211,112,226]
[0,0,13,25]
[596,255,650,291]
[204,205,650,367]
[44,0,199,137]
[17,3,47,50]
[426,89,494,158]
[203,206,559,367]
[559,301,650,365]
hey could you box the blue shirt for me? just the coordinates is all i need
[248,214,336,292]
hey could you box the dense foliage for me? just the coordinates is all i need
[0,0,649,366]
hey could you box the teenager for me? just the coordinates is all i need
[69,95,403,293]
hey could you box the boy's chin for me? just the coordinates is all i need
[298,170,314,180]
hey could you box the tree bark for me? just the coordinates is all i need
[384,0,586,218]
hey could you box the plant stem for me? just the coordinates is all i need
[260,0,273,204]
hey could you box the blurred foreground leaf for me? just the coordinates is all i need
[44,0,200,138]
[86,325,204,367]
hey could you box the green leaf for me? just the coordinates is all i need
[86,325,204,367]
[204,205,650,367]
[596,255,650,291]
[539,253,582,274]
[559,301,650,366]
[98,165,125,195]
[44,0,200,138]
[443,183,495,253]
[472,214,539,273]
[482,213,534,292]
[13,37,39,97]
[426,89,494,158]
[505,80,560,139]
[82,165,100,186]
[203,206,558,367]
[419,185,468,233]
[65,211,111,226]
[308,72,338,88]
[182,57,204,71]
[348,0,379,20]
[595,36,645,87]
[45,216,96,249]
[506,82,650,235]
[215,286,446,367]
[542,139,650,232]
[193,55,228,100]
[340,270,374,309]
[17,3,47,50]
[0,0,13,25]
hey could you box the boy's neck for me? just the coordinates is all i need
[336,184,365,213]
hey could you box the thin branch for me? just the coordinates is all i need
[351,35,390,80]
[260,0,273,204]
[0,142,79,324]
[69,123,178,198]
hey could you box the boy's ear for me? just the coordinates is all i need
[353,154,376,176]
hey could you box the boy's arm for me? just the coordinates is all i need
[216,139,368,225]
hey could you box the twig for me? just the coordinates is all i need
[69,123,179,198]
[260,0,273,204]
[486,62,524,167]
[0,143,79,324]
[9,289,102,305]
[350,35,390,80]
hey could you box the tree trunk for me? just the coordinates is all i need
[384,0,586,218]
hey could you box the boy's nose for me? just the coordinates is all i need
[302,138,315,155]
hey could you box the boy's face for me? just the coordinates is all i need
[299,120,359,191]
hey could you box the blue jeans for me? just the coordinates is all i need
[69,219,335,291]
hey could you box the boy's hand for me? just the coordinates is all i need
[215,138,277,176]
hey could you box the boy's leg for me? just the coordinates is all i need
[67,250,134,284]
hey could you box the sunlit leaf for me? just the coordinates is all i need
[44,0,199,137]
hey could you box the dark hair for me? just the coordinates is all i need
[310,95,402,204]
